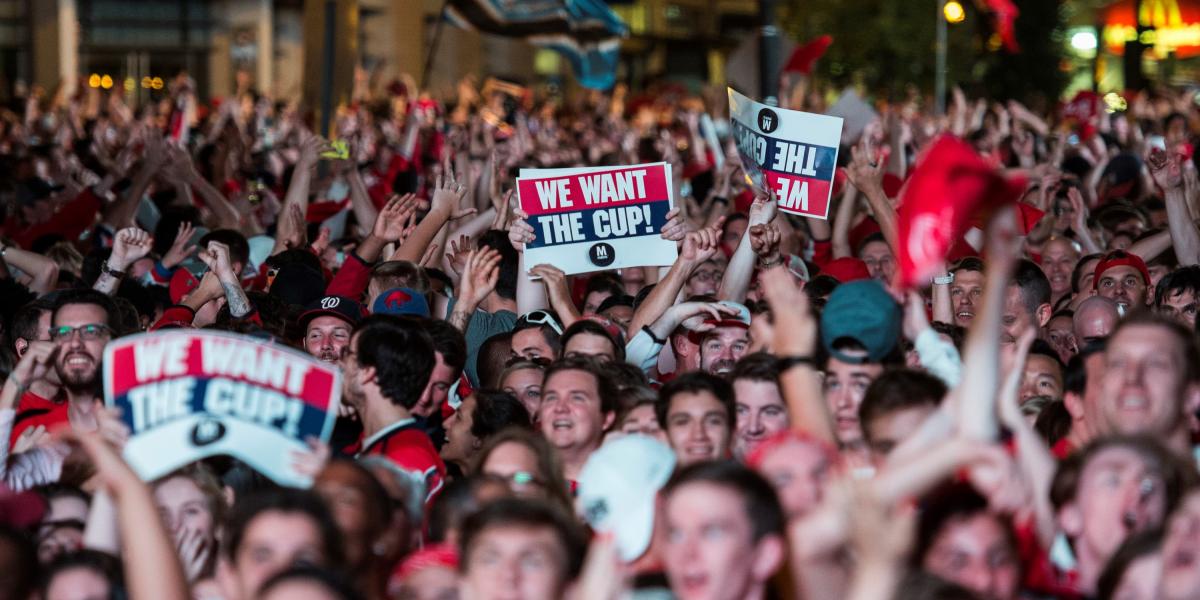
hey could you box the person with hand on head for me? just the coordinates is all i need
[152,463,227,583]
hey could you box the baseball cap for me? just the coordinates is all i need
[705,300,751,329]
[371,287,430,317]
[820,257,871,283]
[168,268,200,304]
[300,295,366,329]
[578,435,676,561]
[269,264,326,307]
[820,279,900,364]
[1093,250,1150,290]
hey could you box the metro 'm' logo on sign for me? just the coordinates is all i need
[517,162,678,275]
[729,88,844,220]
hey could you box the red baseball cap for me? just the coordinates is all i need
[169,268,200,304]
[820,257,872,283]
[1093,250,1150,290]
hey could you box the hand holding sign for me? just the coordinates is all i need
[508,206,536,251]
[728,88,843,220]
[104,330,341,488]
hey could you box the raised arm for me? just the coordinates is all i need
[956,207,1019,442]
[0,242,59,295]
[94,228,153,296]
[760,266,836,446]
[1149,148,1200,266]
[62,427,189,600]
[719,194,775,302]
[626,221,719,338]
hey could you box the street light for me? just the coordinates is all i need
[943,0,965,24]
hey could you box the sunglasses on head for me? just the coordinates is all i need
[517,310,563,335]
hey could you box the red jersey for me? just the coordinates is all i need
[11,391,67,449]
[358,418,446,503]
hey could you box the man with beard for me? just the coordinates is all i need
[8,291,118,436]
[300,296,365,363]
[8,299,63,446]
[696,301,750,377]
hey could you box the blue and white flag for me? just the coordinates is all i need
[446,0,628,89]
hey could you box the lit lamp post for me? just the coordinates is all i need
[936,0,965,116]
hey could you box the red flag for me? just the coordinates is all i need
[982,0,1020,53]
[896,135,1026,289]
[784,35,833,75]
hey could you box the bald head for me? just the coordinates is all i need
[1073,296,1120,343]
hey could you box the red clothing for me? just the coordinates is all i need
[358,418,446,503]
[811,239,833,268]
[7,188,103,249]
[1052,437,1075,460]
[1014,517,1082,599]
[10,391,67,449]
[325,252,373,301]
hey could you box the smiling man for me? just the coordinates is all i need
[657,372,735,466]
[948,258,985,327]
[537,355,617,482]
[1095,312,1200,455]
[730,353,788,461]
[300,295,364,363]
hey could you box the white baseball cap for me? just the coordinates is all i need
[577,435,676,562]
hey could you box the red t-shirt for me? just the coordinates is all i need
[358,418,446,503]
[10,391,67,448]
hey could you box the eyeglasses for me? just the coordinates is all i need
[49,324,112,342]
[517,310,563,335]
[689,269,724,283]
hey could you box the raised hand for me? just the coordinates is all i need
[748,223,782,260]
[161,222,197,269]
[1148,147,1184,190]
[844,140,886,194]
[197,241,236,281]
[110,227,153,271]
[760,266,815,357]
[680,220,722,264]
[508,206,536,251]
[659,206,691,242]
[458,247,502,309]
[372,194,419,242]
[447,234,474,275]
[11,341,58,390]
[748,189,778,226]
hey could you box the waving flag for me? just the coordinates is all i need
[446,0,628,89]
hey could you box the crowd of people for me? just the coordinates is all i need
[2,69,1200,600]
